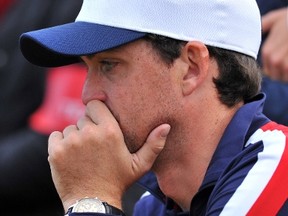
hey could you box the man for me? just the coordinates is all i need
[20,0,288,215]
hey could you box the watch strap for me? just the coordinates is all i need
[103,202,125,215]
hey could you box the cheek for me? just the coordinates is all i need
[107,88,150,149]
[117,79,178,152]
[129,68,177,116]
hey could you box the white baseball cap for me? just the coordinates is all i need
[20,0,262,67]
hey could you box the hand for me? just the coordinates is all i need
[261,7,288,81]
[48,100,171,212]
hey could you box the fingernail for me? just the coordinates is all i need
[161,125,171,138]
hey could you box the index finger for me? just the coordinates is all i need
[48,131,63,156]
[262,8,287,32]
[86,100,118,125]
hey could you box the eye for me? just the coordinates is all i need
[99,60,118,73]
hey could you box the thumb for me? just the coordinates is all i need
[262,8,286,33]
[262,13,275,33]
[131,124,171,175]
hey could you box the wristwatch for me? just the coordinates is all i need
[66,197,125,215]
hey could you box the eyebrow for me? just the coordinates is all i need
[78,54,96,63]
[87,43,131,59]
[79,42,133,63]
[78,56,85,63]
[86,54,96,59]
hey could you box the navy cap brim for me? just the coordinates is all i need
[20,21,146,67]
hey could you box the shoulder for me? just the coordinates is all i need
[206,121,288,215]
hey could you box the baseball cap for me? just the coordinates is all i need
[20,0,262,67]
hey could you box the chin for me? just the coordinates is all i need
[126,141,143,153]
[151,156,162,173]
[122,127,147,153]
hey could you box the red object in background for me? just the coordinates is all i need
[29,64,86,135]
[0,0,15,18]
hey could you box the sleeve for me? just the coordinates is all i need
[206,124,288,215]
[133,192,166,216]
[69,214,117,216]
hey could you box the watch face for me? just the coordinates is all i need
[72,198,106,213]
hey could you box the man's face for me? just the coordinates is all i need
[81,39,183,153]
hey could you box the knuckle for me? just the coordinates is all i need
[81,124,95,135]
[261,45,272,58]
[270,55,282,67]
[48,143,64,163]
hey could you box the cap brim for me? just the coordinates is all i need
[20,21,146,67]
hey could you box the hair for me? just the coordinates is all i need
[143,34,262,107]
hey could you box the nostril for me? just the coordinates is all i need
[81,87,107,105]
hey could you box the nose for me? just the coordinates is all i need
[82,72,107,105]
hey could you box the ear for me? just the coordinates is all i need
[181,41,210,96]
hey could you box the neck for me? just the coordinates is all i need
[153,100,242,210]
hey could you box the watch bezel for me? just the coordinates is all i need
[71,197,106,213]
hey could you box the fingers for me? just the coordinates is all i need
[63,125,78,137]
[262,12,276,33]
[86,100,118,126]
[262,43,288,81]
[262,8,287,33]
[48,99,170,207]
[261,7,288,81]
[132,124,171,174]
[48,131,63,155]
[76,116,90,129]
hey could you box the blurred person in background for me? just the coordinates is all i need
[257,0,288,125]
[0,65,86,215]
[0,0,83,215]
